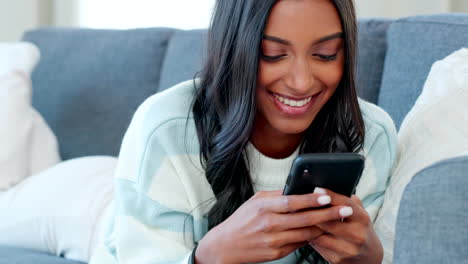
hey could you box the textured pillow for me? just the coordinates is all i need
[374,48,468,264]
[0,42,60,191]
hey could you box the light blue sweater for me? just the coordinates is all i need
[90,80,398,264]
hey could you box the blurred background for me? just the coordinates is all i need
[1,0,468,41]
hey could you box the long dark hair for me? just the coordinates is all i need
[192,0,364,262]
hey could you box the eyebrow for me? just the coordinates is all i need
[263,32,344,45]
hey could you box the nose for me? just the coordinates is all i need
[284,57,315,95]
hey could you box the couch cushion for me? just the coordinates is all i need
[22,28,174,160]
[356,18,393,104]
[377,14,468,129]
[0,246,85,264]
[394,155,468,263]
[158,29,207,92]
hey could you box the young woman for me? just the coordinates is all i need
[0,0,396,263]
[90,0,397,263]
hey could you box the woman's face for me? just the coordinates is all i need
[256,0,345,138]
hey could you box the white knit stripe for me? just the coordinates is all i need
[165,153,215,221]
[147,157,193,213]
[366,203,382,222]
[116,215,193,263]
[355,151,378,200]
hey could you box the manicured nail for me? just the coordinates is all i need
[339,207,353,218]
[317,195,331,205]
[314,187,327,194]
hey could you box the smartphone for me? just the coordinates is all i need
[283,153,365,197]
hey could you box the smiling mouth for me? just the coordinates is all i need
[271,92,320,108]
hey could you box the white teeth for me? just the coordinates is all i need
[274,94,313,107]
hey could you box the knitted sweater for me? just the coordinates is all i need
[90,80,398,264]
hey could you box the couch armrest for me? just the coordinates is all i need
[393,155,468,263]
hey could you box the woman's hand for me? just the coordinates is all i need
[309,188,383,264]
[195,190,351,264]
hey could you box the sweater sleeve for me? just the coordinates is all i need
[361,125,398,221]
[357,101,398,221]
[92,97,197,264]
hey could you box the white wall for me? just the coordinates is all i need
[356,0,451,18]
[78,0,215,30]
[0,0,52,41]
[0,0,76,42]
[452,0,468,12]
[54,1,79,27]
[2,0,468,42]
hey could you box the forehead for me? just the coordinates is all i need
[264,0,343,42]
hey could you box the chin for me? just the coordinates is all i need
[273,121,311,136]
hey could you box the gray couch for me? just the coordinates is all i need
[2,14,467,264]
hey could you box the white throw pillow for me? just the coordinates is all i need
[0,42,60,191]
[375,48,468,264]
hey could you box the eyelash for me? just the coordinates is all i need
[261,54,338,62]
[261,54,286,62]
[316,54,338,61]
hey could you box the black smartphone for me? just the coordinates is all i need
[283,153,365,197]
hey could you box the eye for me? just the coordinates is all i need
[261,54,287,62]
[314,54,338,61]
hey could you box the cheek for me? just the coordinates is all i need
[314,61,345,102]
[319,58,345,90]
[257,61,285,87]
[329,65,344,88]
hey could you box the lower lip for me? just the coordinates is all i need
[270,92,320,116]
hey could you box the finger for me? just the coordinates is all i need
[351,195,364,208]
[266,193,332,214]
[309,243,339,264]
[313,187,352,206]
[314,188,367,221]
[311,233,362,259]
[317,220,368,244]
[274,242,308,260]
[252,190,283,199]
[278,206,346,230]
[317,220,348,236]
[265,226,325,248]
[243,242,306,264]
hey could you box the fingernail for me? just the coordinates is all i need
[317,195,331,205]
[314,187,327,194]
[339,207,353,217]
